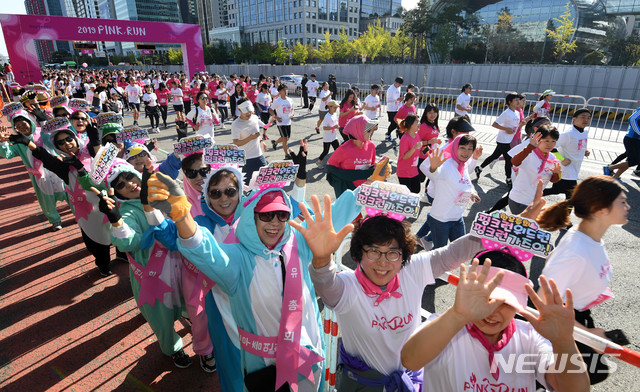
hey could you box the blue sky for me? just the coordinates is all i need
[0,0,418,58]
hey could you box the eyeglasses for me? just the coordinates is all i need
[114,172,136,191]
[199,96,209,100]
[184,167,211,179]
[71,116,87,121]
[208,187,238,199]
[55,136,75,146]
[126,151,149,161]
[362,247,402,262]
[256,211,290,223]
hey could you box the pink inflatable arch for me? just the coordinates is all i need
[0,14,206,85]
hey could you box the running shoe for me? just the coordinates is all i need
[51,223,62,231]
[263,133,269,140]
[474,166,482,180]
[420,194,431,204]
[506,178,512,188]
[418,236,432,251]
[172,349,192,369]
[316,160,325,170]
[133,120,138,126]
[200,353,217,373]
[385,135,393,142]
[633,169,640,177]
[271,140,277,150]
[285,154,292,160]
[98,264,113,277]
[602,166,612,176]
[315,127,320,134]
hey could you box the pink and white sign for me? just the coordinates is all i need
[80,49,93,55]
[0,14,205,85]
[141,50,153,55]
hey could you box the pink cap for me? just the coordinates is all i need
[254,191,291,213]
[487,267,532,312]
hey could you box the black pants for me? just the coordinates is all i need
[480,142,513,179]
[148,106,159,128]
[398,176,421,194]
[543,179,577,200]
[338,127,349,143]
[575,309,610,385]
[302,91,309,108]
[318,140,340,161]
[259,111,271,125]
[80,228,111,270]
[308,97,316,111]
[218,106,228,122]
[386,111,399,138]
[159,105,168,125]
[183,100,191,115]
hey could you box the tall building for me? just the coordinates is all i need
[25,0,78,62]
[195,0,229,45]
[214,0,361,47]
[359,0,402,33]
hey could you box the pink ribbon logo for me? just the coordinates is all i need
[127,242,175,308]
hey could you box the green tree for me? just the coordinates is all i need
[388,27,411,61]
[352,20,390,62]
[167,47,183,64]
[333,27,353,62]
[545,2,577,61]
[317,31,334,62]
[230,44,252,63]
[272,41,289,64]
[292,42,308,64]
[582,50,605,65]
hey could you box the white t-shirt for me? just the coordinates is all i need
[170,88,183,105]
[455,92,471,116]
[215,88,228,107]
[142,92,158,107]
[331,252,436,375]
[306,80,319,97]
[423,318,554,391]
[508,146,558,206]
[495,108,521,144]
[125,85,142,103]
[386,85,402,112]
[541,228,613,311]
[98,91,108,106]
[270,86,279,99]
[256,92,272,111]
[321,112,339,143]
[271,97,293,126]
[85,89,94,104]
[231,115,264,159]
[187,106,218,140]
[556,126,588,181]
[363,94,380,120]
[318,89,331,111]
[423,157,475,222]
[225,80,235,92]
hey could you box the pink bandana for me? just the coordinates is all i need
[532,148,558,174]
[466,320,517,381]
[354,265,402,306]
[442,134,467,176]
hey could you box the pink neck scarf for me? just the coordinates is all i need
[442,134,466,176]
[465,319,517,381]
[354,266,402,306]
[532,148,558,174]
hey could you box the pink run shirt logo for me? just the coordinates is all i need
[370,312,413,331]
[464,372,529,392]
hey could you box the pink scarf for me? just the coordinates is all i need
[532,148,558,174]
[354,266,402,306]
[465,319,517,381]
[442,134,467,176]
[183,175,204,217]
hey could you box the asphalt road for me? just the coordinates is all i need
[125,102,639,390]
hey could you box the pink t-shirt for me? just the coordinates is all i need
[246,88,258,103]
[328,140,377,187]
[181,87,191,101]
[155,88,170,105]
[397,132,421,178]
[191,87,201,101]
[208,81,218,95]
[339,103,357,128]
[418,123,440,159]
[394,104,417,122]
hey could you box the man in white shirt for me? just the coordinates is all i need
[305,74,319,113]
[269,85,294,159]
[476,92,524,187]
[231,98,268,185]
[363,84,381,120]
[455,83,473,117]
[543,108,592,199]
[385,76,404,141]
[124,77,142,125]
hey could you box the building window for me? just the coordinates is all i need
[307,23,311,32]
[312,24,316,33]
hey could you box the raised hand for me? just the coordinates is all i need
[520,275,575,344]
[472,145,483,160]
[288,194,354,268]
[369,156,391,182]
[452,259,505,323]
[92,187,122,224]
[530,131,543,147]
[428,147,446,173]
[0,126,10,143]
[140,158,154,206]
[550,162,562,176]
[62,155,85,171]
[9,132,30,146]
[147,171,191,221]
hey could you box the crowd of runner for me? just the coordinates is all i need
[0,65,637,392]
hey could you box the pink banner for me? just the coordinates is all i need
[80,49,93,55]
[0,14,205,85]
[141,49,153,55]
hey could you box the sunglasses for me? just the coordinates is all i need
[114,172,136,191]
[102,135,117,144]
[71,116,87,121]
[208,187,238,200]
[256,211,290,223]
[184,167,211,179]
[55,136,75,146]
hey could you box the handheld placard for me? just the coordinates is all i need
[250,160,299,189]
[42,117,71,134]
[50,95,69,108]
[354,181,420,220]
[24,84,48,92]
[91,143,119,185]
[173,136,213,155]
[68,98,94,111]
[203,144,246,166]
[469,211,555,260]
[1,102,24,117]
[116,126,149,144]
[96,112,123,127]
